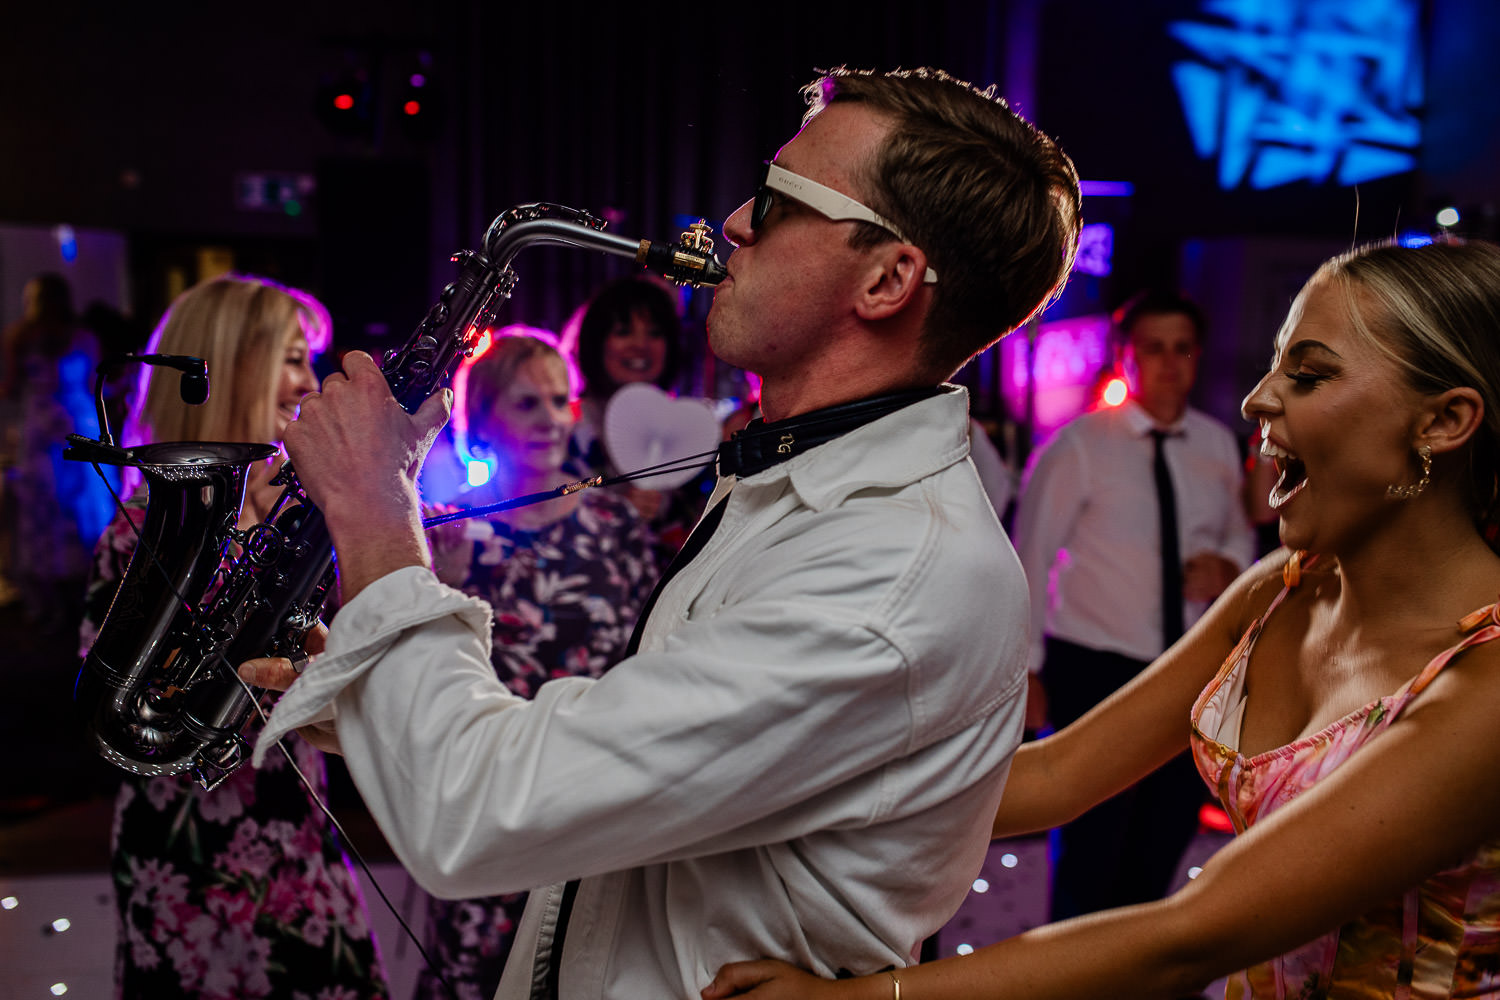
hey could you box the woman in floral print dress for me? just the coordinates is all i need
[703,241,1500,1000]
[413,329,658,1000]
[80,275,389,1000]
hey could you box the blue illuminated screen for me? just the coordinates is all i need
[1169,0,1423,190]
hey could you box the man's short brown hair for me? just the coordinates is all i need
[804,67,1082,378]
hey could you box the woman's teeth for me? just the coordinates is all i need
[1261,438,1307,510]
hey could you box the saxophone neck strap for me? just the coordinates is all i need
[717,385,944,479]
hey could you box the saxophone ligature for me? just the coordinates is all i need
[70,205,726,789]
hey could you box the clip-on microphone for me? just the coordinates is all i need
[64,353,211,465]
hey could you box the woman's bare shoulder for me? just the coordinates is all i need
[1210,547,1306,641]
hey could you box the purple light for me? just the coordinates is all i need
[1000,314,1112,441]
[1079,180,1134,198]
[409,73,426,88]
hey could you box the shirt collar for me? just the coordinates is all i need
[733,384,971,512]
[1122,398,1187,437]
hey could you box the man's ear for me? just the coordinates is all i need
[1418,386,1485,456]
[854,244,931,322]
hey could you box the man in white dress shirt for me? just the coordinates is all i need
[1012,289,1255,921]
[243,68,1083,999]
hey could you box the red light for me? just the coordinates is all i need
[1100,377,1129,407]
[403,99,422,116]
[333,93,354,110]
[1199,802,1234,834]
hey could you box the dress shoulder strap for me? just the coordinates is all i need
[1406,598,1500,700]
[1198,551,1312,695]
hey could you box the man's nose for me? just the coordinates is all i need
[722,199,756,248]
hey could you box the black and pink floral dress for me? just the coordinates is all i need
[412,489,657,1000]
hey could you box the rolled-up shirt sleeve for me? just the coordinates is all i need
[260,564,922,899]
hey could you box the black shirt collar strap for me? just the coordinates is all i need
[717,386,943,479]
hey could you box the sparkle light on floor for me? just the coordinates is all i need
[0,863,434,999]
[1,834,1234,996]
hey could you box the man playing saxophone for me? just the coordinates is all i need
[243,66,1081,1000]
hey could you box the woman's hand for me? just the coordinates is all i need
[236,622,341,753]
[1182,551,1241,603]
[623,485,665,521]
[702,960,866,1000]
[423,503,470,588]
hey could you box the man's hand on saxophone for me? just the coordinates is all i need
[282,349,452,605]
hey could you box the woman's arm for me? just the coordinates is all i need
[708,626,1500,999]
[992,552,1283,838]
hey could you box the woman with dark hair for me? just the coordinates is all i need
[566,276,711,554]
[573,276,683,409]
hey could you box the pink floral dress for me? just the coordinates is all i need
[1190,560,1500,999]
[82,501,390,1000]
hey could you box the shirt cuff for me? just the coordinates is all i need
[253,565,494,765]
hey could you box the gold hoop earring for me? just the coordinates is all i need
[1387,444,1432,500]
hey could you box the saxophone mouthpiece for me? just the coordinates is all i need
[637,220,728,287]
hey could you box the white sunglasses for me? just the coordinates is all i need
[753,162,939,284]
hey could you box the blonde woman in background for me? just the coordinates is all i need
[80,274,391,1000]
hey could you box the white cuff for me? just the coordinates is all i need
[253,566,493,764]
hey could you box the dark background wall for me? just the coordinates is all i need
[2,0,1496,428]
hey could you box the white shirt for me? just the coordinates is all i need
[258,385,1029,999]
[1012,400,1254,671]
[968,418,1015,517]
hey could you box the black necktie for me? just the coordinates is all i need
[622,494,728,656]
[1151,429,1184,646]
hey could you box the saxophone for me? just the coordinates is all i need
[73,205,727,789]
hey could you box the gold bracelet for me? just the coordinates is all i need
[887,969,902,1000]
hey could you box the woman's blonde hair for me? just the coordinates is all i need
[1317,239,1500,530]
[125,274,330,446]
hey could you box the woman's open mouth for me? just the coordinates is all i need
[1261,437,1307,510]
